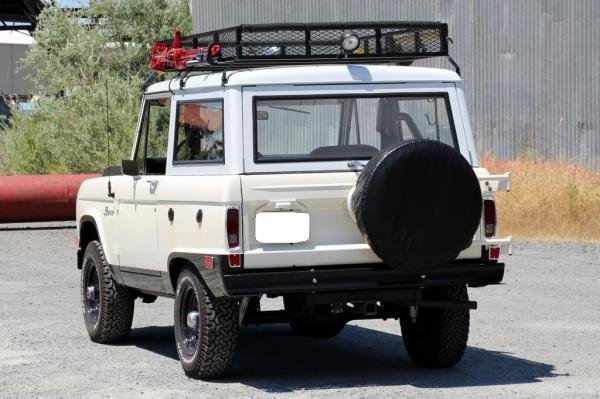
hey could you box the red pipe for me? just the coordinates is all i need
[0,174,100,223]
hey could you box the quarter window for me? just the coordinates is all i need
[174,100,224,163]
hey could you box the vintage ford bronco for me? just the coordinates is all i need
[76,22,511,379]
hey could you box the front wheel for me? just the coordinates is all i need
[400,285,470,368]
[81,240,135,343]
[174,269,239,379]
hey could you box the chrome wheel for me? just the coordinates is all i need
[178,284,200,358]
[83,260,100,324]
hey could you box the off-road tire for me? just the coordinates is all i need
[174,269,239,380]
[289,319,346,339]
[81,240,135,343]
[400,285,470,368]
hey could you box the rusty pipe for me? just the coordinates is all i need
[0,174,99,223]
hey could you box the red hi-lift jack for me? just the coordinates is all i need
[150,31,222,71]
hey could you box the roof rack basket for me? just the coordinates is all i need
[150,21,459,75]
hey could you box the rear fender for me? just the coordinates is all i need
[473,169,512,256]
[478,172,511,193]
[167,252,231,298]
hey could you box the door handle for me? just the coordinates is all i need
[145,180,158,191]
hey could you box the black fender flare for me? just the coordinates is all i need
[167,253,231,298]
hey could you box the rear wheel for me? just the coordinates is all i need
[81,240,135,343]
[400,285,470,368]
[174,269,239,379]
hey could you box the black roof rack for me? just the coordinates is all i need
[150,21,460,78]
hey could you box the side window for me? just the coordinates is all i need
[173,100,224,163]
[134,98,171,175]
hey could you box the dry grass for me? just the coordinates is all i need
[482,156,600,242]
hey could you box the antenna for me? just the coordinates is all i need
[105,81,115,198]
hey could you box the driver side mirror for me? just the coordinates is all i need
[121,160,140,178]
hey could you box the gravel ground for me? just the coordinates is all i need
[1,222,599,398]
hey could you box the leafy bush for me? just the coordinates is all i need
[1,0,191,174]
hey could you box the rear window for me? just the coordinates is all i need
[254,94,457,162]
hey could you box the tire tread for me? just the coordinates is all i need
[400,285,469,368]
[85,240,135,343]
[176,269,239,380]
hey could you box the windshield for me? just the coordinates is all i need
[254,94,457,162]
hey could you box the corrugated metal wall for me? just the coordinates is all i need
[0,44,32,96]
[192,0,600,170]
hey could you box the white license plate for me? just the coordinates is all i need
[255,212,310,244]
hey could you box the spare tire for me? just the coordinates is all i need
[351,140,482,270]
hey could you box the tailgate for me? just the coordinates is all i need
[241,169,513,269]
[240,172,381,269]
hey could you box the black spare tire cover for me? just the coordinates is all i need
[351,140,482,270]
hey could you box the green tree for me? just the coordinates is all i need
[0,0,191,174]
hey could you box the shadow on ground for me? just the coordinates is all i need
[123,323,558,393]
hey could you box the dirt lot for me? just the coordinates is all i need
[1,223,599,398]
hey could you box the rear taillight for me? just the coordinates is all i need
[228,254,241,268]
[483,199,496,238]
[226,208,240,248]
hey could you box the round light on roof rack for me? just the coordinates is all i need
[340,33,360,53]
[263,46,282,56]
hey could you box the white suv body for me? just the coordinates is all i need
[77,65,510,287]
[76,22,512,377]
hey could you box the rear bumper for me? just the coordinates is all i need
[222,261,504,297]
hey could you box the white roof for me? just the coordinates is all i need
[0,31,34,45]
[146,64,460,93]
